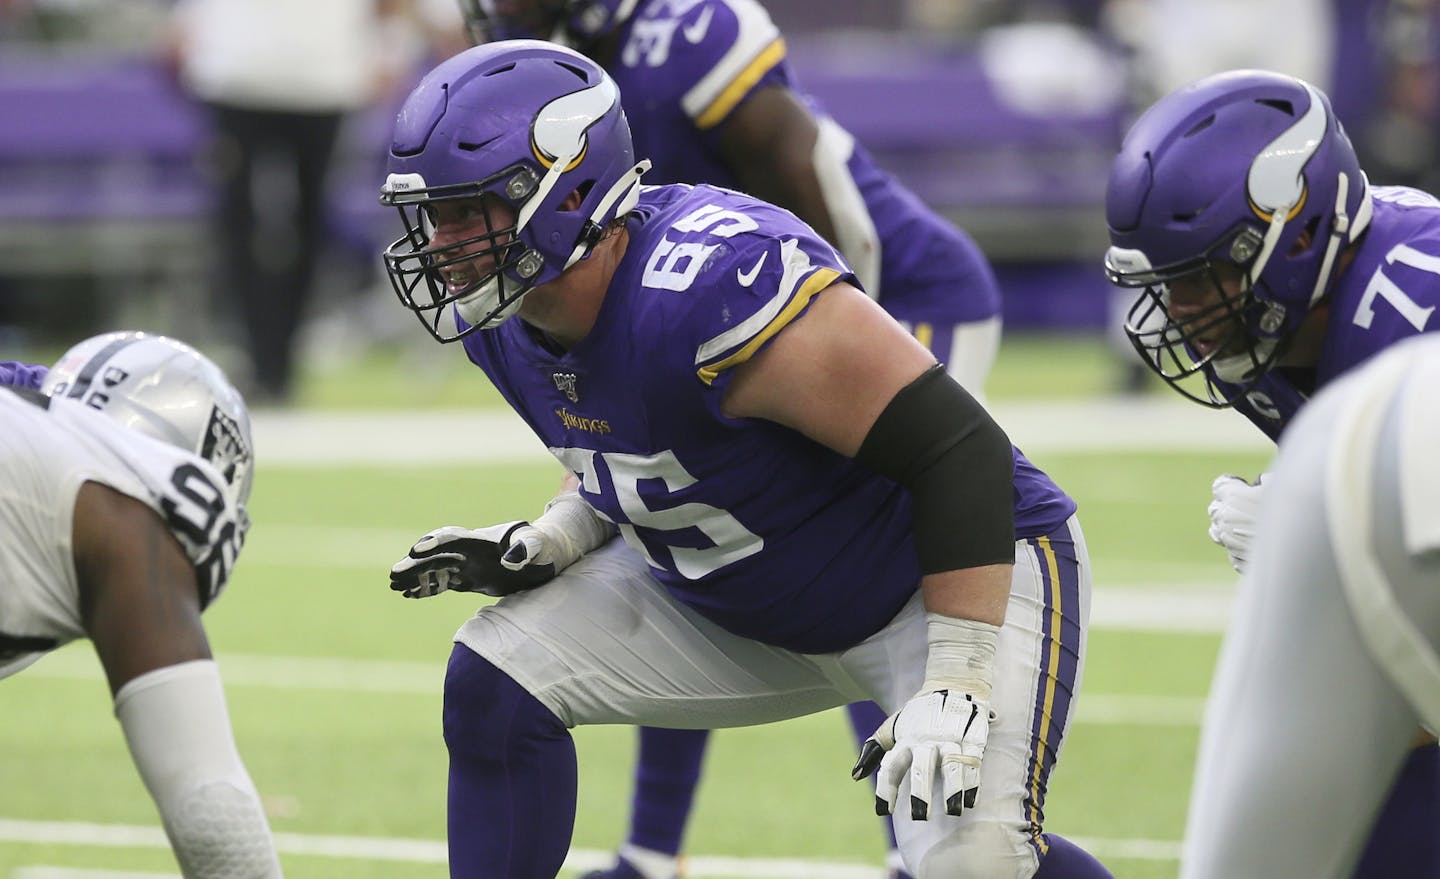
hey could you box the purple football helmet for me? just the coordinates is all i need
[381,40,648,341]
[457,0,641,47]
[1105,69,1372,407]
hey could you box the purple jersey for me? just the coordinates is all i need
[1223,187,1440,440]
[461,184,1072,653]
[0,362,47,389]
[604,0,1000,326]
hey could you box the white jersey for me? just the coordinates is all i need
[1180,333,1440,879]
[0,387,246,679]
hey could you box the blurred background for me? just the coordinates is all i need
[2,0,1434,402]
[4,3,1440,878]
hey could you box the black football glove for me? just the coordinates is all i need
[389,523,557,599]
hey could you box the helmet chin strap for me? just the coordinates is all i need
[516,155,571,234]
[564,159,651,268]
[455,274,523,328]
[1244,205,1290,299]
[1212,339,1277,384]
[1307,171,1356,306]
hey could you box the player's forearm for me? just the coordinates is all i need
[719,87,840,246]
[115,661,283,878]
[921,564,1011,628]
[919,567,1007,712]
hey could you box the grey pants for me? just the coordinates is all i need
[1182,349,1440,879]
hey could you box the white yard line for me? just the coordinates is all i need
[1091,585,1234,633]
[1077,694,1205,726]
[20,645,1210,727]
[251,396,1269,468]
[0,819,1181,876]
[15,869,178,879]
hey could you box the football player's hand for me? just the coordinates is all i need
[851,689,991,820]
[1208,473,1266,574]
[389,523,557,599]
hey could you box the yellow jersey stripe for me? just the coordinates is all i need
[695,38,786,130]
[696,267,840,385]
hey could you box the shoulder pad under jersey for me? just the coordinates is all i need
[628,185,851,386]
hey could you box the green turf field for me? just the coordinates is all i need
[0,334,1273,878]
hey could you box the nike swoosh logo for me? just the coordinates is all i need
[683,5,714,43]
[736,251,767,287]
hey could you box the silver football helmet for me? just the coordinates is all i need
[42,332,254,512]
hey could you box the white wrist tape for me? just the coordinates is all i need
[920,613,1000,701]
[115,660,282,878]
[531,490,616,571]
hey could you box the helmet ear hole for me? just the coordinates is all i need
[1286,217,1320,257]
[559,182,594,212]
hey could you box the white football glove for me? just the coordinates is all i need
[1207,473,1266,574]
[852,614,999,820]
[853,688,991,820]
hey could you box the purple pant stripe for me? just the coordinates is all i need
[1022,522,1084,859]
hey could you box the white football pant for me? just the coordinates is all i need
[455,515,1092,879]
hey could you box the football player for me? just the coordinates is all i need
[380,41,1112,879]
[0,332,282,878]
[453,2,1006,875]
[1181,332,1440,877]
[1105,68,1440,878]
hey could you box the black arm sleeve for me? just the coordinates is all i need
[854,364,1015,573]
